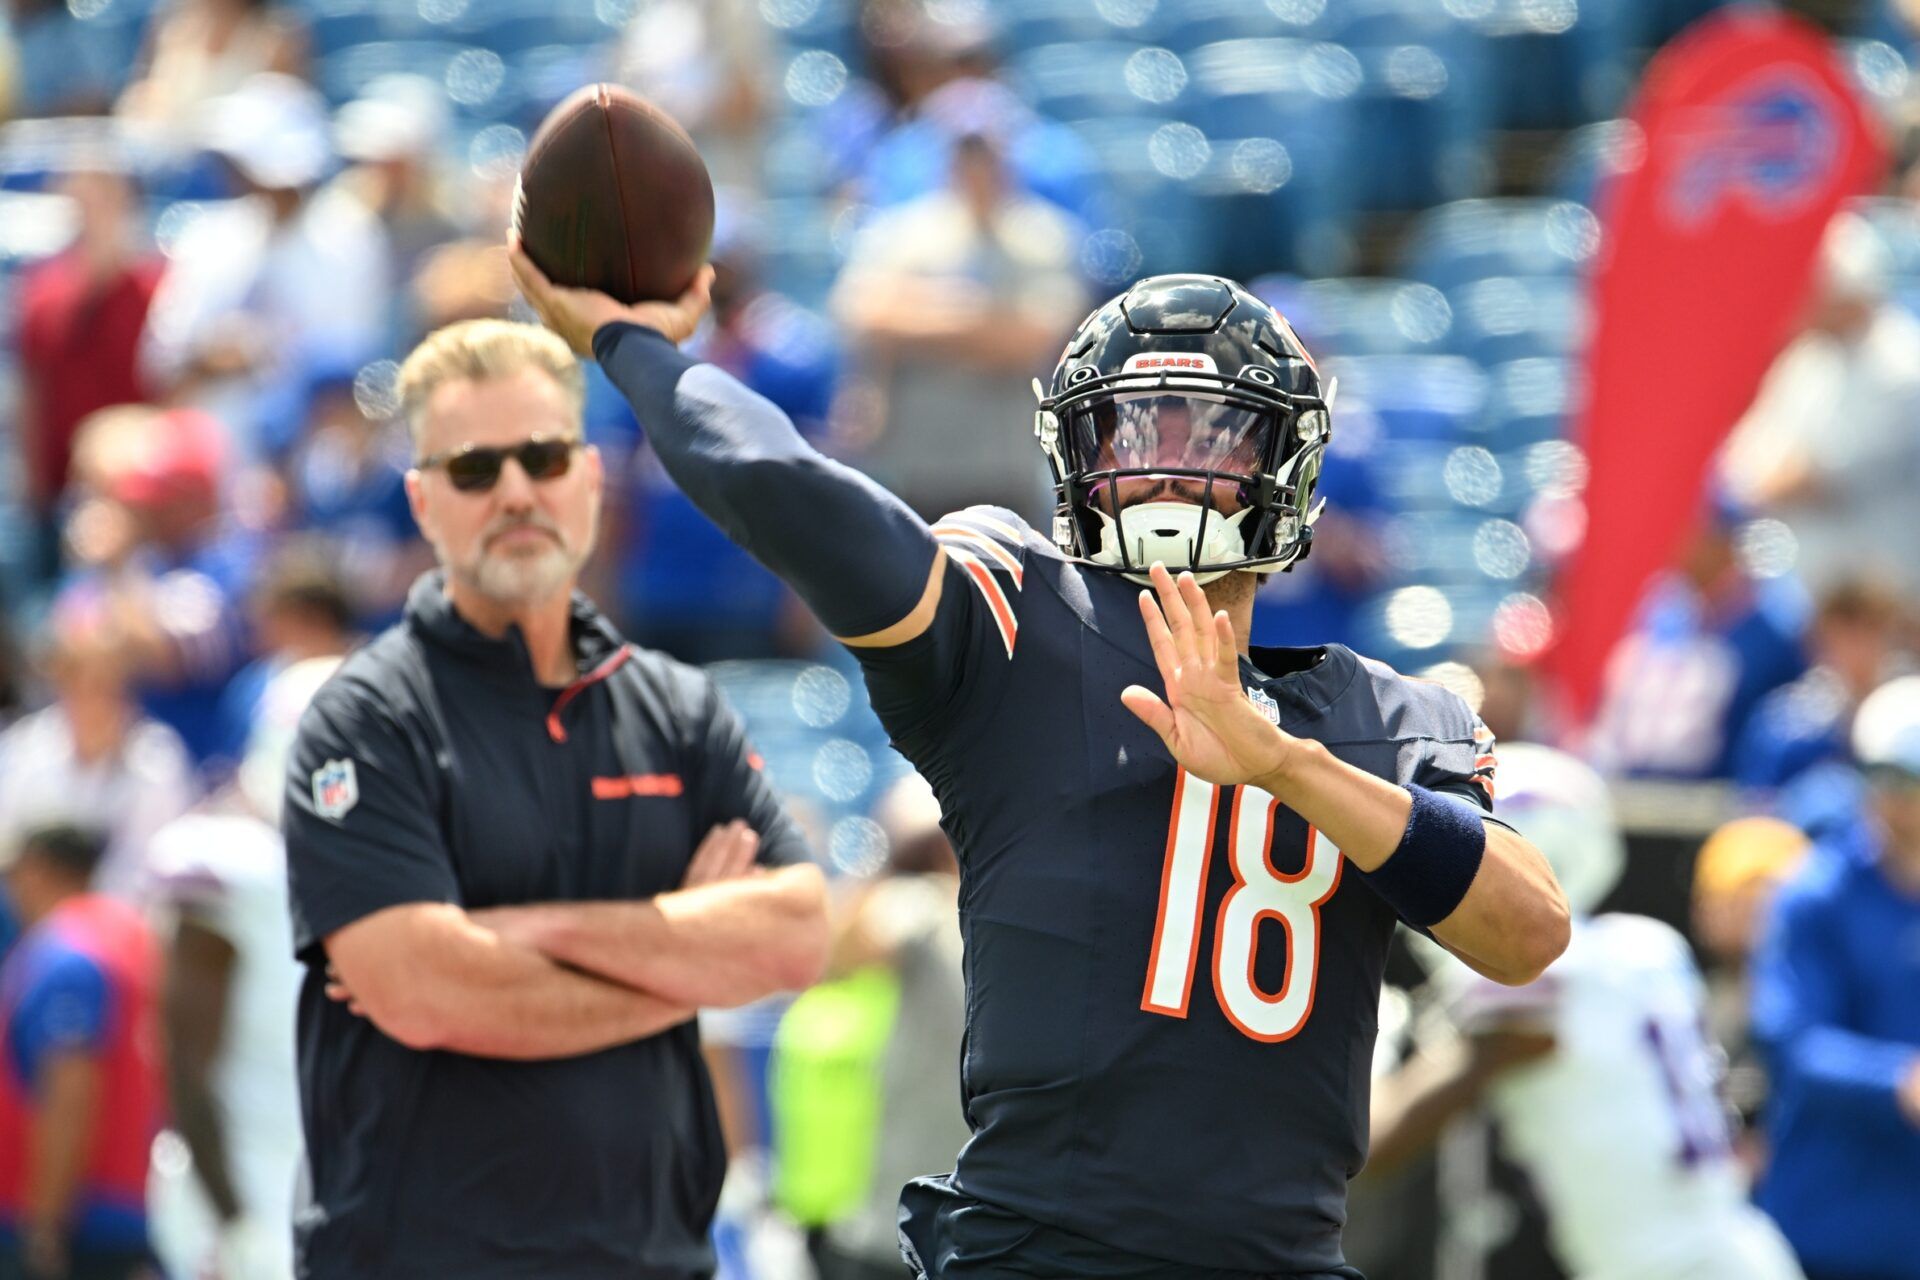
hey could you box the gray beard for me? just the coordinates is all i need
[450,538,582,607]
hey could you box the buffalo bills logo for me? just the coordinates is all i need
[1667,69,1839,228]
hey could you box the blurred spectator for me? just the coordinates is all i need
[284,370,429,627]
[1750,674,1920,1280]
[1692,815,1813,1173]
[620,202,838,661]
[0,601,195,903]
[1585,496,1808,781]
[147,659,336,1280]
[14,157,164,582]
[116,0,304,134]
[331,75,459,306]
[805,0,975,196]
[2,0,122,117]
[813,775,967,1280]
[1371,746,1805,1280]
[1734,575,1908,795]
[58,405,260,765]
[213,545,355,762]
[857,76,1102,225]
[0,824,162,1280]
[140,73,389,466]
[1696,816,1818,970]
[616,0,772,191]
[1473,654,1544,747]
[1252,402,1389,652]
[831,128,1084,522]
[407,240,515,336]
[1721,212,1920,598]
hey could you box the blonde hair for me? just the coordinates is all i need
[397,319,585,449]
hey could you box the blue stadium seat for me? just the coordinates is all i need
[1179,39,1361,275]
[1068,115,1212,277]
[990,0,1163,48]
[1543,117,1638,208]
[1461,0,1637,130]
[318,40,467,106]
[1472,356,1577,450]
[500,44,609,124]
[1446,276,1587,366]
[1010,42,1167,123]
[452,0,614,54]
[1155,0,1286,52]
[703,659,905,829]
[1321,354,1489,443]
[757,196,843,311]
[1640,0,1733,46]
[761,0,862,62]
[1316,0,1467,46]
[1280,277,1455,357]
[303,0,442,54]
[1344,41,1491,209]
[1399,198,1600,291]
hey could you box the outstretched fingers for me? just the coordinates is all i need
[1175,569,1218,669]
[1120,684,1176,744]
[1148,563,1200,668]
[1137,586,1179,682]
[1213,610,1238,681]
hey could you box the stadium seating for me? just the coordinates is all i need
[1445,276,1586,366]
[1398,197,1601,290]
[1010,42,1178,123]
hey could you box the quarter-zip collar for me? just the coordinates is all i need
[407,571,625,670]
[403,572,635,741]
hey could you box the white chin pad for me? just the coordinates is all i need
[1091,501,1251,584]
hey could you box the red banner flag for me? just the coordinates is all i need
[1544,10,1884,726]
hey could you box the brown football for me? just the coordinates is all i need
[514,84,714,305]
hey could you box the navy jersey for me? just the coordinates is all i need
[591,323,1500,1276]
[859,507,1497,1275]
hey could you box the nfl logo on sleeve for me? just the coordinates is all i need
[1246,686,1281,725]
[312,759,360,820]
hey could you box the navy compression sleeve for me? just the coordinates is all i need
[593,320,940,638]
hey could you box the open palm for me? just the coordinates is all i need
[1120,564,1300,789]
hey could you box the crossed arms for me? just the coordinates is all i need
[323,822,829,1061]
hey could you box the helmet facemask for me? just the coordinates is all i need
[1036,367,1330,585]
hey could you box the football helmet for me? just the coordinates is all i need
[1033,274,1332,584]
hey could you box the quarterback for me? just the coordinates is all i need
[513,248,1569,1278]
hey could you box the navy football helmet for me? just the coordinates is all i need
[1034,274,1332,583]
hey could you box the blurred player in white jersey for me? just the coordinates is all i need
[1369,744,1803,1280]
[147,659,340,1279]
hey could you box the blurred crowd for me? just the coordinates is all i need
[5,0,1920,1277]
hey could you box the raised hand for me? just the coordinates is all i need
[507,234,715,357]
[1120,563,1300,789]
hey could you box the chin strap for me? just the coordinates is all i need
[1090,502,1253,585]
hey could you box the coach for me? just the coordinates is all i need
[283,320,829,1279]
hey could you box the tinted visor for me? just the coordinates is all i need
[1072,393,1274,512]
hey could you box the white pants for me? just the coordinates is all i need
[146,1129,300,1280]
[1576,1210,1806,1280]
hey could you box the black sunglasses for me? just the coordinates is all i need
[416,436,582,493]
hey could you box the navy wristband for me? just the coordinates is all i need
[1358,784,1487,927]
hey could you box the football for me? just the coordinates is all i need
[513,83,714,305]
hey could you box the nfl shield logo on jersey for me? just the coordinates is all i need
[312,759,359,820]
[1246,686,1281,725]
